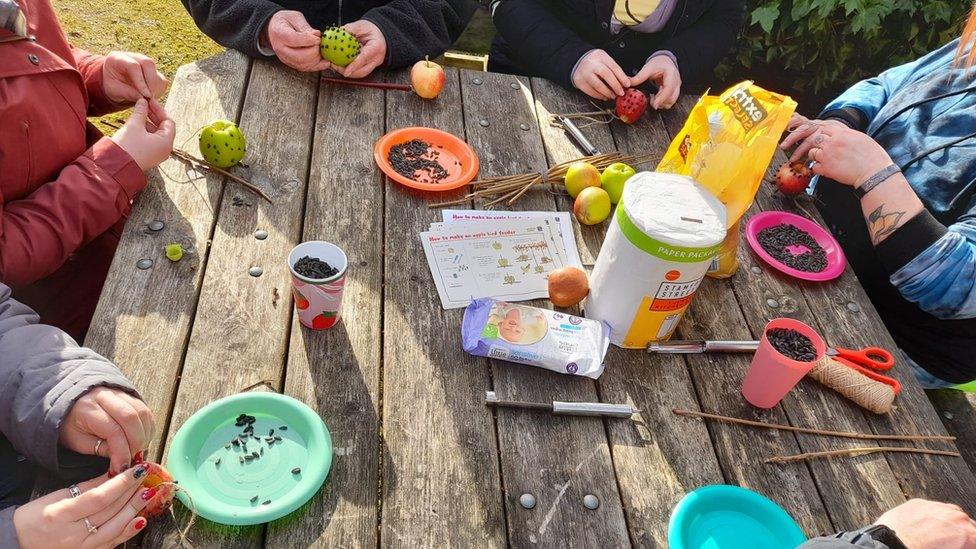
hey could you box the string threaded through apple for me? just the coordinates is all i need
[550,88,654,128]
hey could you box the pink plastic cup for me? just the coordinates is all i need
[288,241,348,330]
[741,318,826,408]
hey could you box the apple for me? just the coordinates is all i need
[199,119,246,168]
[548,266,589,307]
[139,462,176,519]
[600,162,636,204]
[573,187,612,225]
[411,56,445,100]
[564,161,601,198]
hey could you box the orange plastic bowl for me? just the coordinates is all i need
[374,127,479,191]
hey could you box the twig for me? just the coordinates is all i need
[673,409,956,443]
[321,76,412,92]
[766,447,961,464]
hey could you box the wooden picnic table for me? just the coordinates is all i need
[86,51,976,547]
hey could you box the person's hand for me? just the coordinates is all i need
[109,98,176,172]
[631,54,681,109]
[571,49,630,100]
[784,124,892,187]
[59,387,155,476]
[264,10,332,72]
[101,52,169,104]
[13,465,169,549]
[875,499,976,549]
[779,117,850,162]
[333,20,387,79]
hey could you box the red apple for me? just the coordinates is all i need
[410,56,445,100]
[139,462,176,519]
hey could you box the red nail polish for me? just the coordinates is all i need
[134,451,144,463]
[108,470,116,479]
[141,487,158,501]
[134,517,147,531]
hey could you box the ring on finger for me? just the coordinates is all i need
[68,484,82,498]
[84,517,98,535]
[94,438,105,456]
[809,147,822,161]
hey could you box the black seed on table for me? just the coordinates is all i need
[250,495,258,503]
[239,456,245,464]
[251,451,259,458]
[386,139,450,183]
[215,458,221,466]
[232,439,240,447]
[260,447,264,455]
[279,426,287,430]
[262,500,271,505]
[275,436,282,442]
[269,429,274,436]
[291,467,301,475]
[225,443,231,450]
[756,223,828,273]
[245,455,254,462]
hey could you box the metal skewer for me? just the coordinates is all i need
[646,340,759,354]
[485,391,639,418]
[555,116,600,156]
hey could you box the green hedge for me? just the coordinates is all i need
[722,0,971,109]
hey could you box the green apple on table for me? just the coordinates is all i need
[563,161,602,198]
[600,162,636,204]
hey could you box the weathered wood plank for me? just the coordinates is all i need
[380,68,507,547]
[529,79,725,546]
[85,50,250,455]
[144,60,319,547]
[652,101,833,537]
[462,70,630,548]
[750,146,976,513]
[658,96,905,531]
[265,76,386,548]
[927,390,976,476]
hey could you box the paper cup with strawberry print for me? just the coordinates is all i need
[288,241,348,330]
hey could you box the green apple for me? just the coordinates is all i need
[199,119,246,168]
[600,162,636,204]
[563,161,601,198]
[573,187,612,225]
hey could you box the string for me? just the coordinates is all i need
[808,356,897,414]
[155,481,196,548]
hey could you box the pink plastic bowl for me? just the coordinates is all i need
[745,211,846,282]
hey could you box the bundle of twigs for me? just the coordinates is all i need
[102,120,273,204]
[430,152,656,209]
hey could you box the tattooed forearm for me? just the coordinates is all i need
[867,203,907,245]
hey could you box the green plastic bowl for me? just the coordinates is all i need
[167,392,332,526]
[669,485,806,549]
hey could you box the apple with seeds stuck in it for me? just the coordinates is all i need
[199,119,246,169]
[410,56,445,100]
[139,462,176,518]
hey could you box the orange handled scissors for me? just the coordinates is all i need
[826,346,901,394]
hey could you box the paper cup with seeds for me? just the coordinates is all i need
[288,241,348,330]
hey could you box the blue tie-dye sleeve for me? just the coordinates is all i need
[890,218,976,319]
[823,40,960,124]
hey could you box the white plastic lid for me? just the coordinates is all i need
[621,172,727,248]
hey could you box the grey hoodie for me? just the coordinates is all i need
[0,283,138,548]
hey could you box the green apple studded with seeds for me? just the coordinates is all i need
[319,26,361,67]
[199,120,246,168]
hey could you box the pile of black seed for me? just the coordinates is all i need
[756,223,828,273]
[222,413,298,506]
[766,328,817,362]
[294,256,339,279]
[387,139,450,183]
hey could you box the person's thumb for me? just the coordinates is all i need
[630,64,657,87]
[156,119,177,146]
[127,98,149,127]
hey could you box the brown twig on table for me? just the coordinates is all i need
[101,120,273,204]
[673,409,957,443]
[766,447,961,464]
[428,151,656,208]
[321,76,412,92]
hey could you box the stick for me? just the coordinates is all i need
[673,409,956,443]
[766,447,961,464]
[321,76,412,92]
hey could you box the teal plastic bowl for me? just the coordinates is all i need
[669,485,806,549]
[167,392,332,526]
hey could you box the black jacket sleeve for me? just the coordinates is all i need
[491,0,595,89]
[180,0,282,58]
[656,0,745,89]
[363,0,477,69]
[798,526,903,549]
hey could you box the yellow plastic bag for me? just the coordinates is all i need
[657,81,796,278]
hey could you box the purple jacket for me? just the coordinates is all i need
[0,283,137,548]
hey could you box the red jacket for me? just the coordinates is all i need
[0,0,146,339]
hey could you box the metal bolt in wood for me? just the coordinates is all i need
[519,123,530,131]
[751,266,762,274]
[479,119,489,127]
[766,298,780,308]
[148,220,165,231]
[249,266,264,277]
[510,82,519,90]
[472,77,482,85]
[254,229,269,240]
[583,494,600,510]
[136,259,154,270]
[518,493,536,509]
[846,302,860,313]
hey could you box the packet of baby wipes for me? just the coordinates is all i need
[461,298,610,379]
